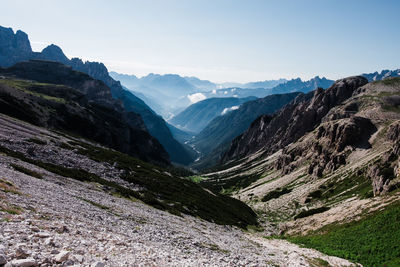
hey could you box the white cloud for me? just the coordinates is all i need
[221,105,239,115]
[188,93,206,104]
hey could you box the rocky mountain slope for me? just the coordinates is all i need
[0,61,170,165]
[170,96,257,133]
[0,26,194,165]
[190,92,300,170]
[202,76,400,266]
[222,76,368,163]
[0,113,355,266]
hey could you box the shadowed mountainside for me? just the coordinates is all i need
[0,61,170,165]
[170,96,257,133]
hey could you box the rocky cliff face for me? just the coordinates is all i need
[0,26,32,67]
[222,76,369,163]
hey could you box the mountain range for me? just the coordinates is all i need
[0,26,194,165]
[111,71,334,119]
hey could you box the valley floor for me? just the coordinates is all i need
[0,114,355,266]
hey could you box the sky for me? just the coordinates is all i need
[2,0,400,83]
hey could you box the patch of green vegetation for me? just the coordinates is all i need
[27,138,47,145]
[382,104,400,113]
[375,77,400,86]
[186,175,204,183]
[0,79,66,103]
[0,203,23,215]
[306,173,373,204]
[204,172,263,196]
[220,185,241,195]
[246,224,264,233]
[307,257,331,267]
[294,206,330,220]
[288,202,400,267]
[0,178,22,195]
[261,187,292,202]
[10,164,43,179]
[78,197,110,210]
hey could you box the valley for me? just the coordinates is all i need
[0,9,400,266]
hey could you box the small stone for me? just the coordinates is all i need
[62,259,75,266]
[91,262,105,267]
[71,254,84,263]
[0,254,7,265]
[9,258,37,266]
[30,227,40,233]
[50,249,59,255]
[36,232,50,238]
[15,245,29,259]
[54,250,69,263]
[44,238,55,247]
[60,225,69,233]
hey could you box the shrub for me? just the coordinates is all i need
[261,187,292,202]
[294,206,330,220]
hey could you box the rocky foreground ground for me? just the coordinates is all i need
[0,114,355,266]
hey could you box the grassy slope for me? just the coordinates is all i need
[288,201,400,266]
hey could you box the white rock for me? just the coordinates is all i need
[9,258,37,267]
[36,232,50,238]
[54,250,69,263]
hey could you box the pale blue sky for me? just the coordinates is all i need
[2,0,400,82]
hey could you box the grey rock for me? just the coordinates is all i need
[9,258,37,267]
[91,262,105,267]
[54,250,69,263]
[0,254,7,265]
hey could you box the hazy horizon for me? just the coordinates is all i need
[2,0,400,83]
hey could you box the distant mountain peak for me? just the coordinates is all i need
[40,44,69,64]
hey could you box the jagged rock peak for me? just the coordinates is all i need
[0,26,32,67]
[0,26,32,54]
[222,76,368,163]
[40,44,69,64]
